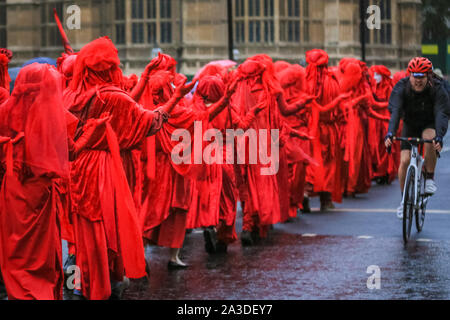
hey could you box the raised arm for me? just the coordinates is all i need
[229,101,266,130]
[366,106,390,121]
[160,79,196,115]
[276,92,314,116]
[207,79,239,122]
[129,54,163,102]
[312,92,351,113]
[365,89,389,109]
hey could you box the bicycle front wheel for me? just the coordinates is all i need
[403,168,415,243]
[415,171,427,232]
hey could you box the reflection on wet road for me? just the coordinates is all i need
[123,228,450,300]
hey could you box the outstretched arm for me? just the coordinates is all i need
[312,92,351,113]
[367,106,390,121]
[276,92,315,116]
[365,89,389,109]
[348,94,368,108]
[230,101,266,130]
[288,126,314,140]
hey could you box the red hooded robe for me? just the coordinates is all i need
[64,37,168,300]
[0,63,68,300]
[276,64,315,216]
[305,49,343,203]
[138,70,207,249]
[231,55,290,237]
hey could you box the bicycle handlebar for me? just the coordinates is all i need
[392,136,435,144]
[386,136,440,158]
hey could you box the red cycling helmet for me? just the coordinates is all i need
[407,57,433,76]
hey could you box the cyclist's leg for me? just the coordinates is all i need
[399,124,413,191]
[422,127,437,174]
[422,127,438,194]
[397,149,411,218]
[399,150,411,191]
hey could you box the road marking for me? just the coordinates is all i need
[416,238,433,242]
[302,233,317,237]
[357,235,373,239]
[326,208,450,215]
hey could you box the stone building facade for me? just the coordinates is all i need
[1,0,422,76]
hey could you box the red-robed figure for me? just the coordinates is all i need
[368,65,395,184]
[232,55,306,245]
[187,74,264,253]
[138,66,232,267]
[0,51,11,103]
[337,59,390,195]
[64,37,173,300]
[304,49,348,210]
[0,63,69,300]
[276,63,316,217]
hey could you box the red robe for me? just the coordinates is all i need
[187,78,259,242]
[0,63,68,300]
[65,85,166,300]
[186,119,222,230]
[139,100,208,248]
[368,65,394,182]
[137,69,208,249]
[305,68,343,202]
[277,65,315,216]
[210,105,260,243]
[338,61,372,194]
[232,57,290,237]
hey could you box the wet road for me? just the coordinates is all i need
[65,135,450,300]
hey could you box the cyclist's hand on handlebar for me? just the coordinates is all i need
[433,136,443,153]
[384,132,393,148]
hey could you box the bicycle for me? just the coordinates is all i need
[388,136,435,243]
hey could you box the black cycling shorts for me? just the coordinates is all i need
[400,123,435,150]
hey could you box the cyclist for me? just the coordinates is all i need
[384,57,450,218]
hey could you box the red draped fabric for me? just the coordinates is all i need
[0,63,68,300]
[368,65,394,182]
[0,53,10,93]
[0,88,8,104]
[231,55,289,236]
[305,49,343,203]
[276,64,314,216]
[65,37,166,300]
[139,70,207,249]
[186,76,225,230]
[338,60,372,194]
[57,53,77,89]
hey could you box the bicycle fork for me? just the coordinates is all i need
[402,148,421,210]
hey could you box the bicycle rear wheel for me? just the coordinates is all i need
[403,168,415,243]
[415,171,426,232]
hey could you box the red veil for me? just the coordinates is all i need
[0,53,11,93]
[0,62,69,177]
[70,36,122,93]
